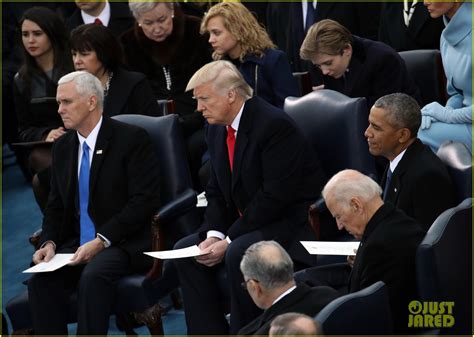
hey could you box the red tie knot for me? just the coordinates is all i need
[94,18,103,25]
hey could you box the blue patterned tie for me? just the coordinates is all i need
[79,142,95,245]
[382,168,393,201]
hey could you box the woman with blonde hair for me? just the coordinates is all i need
[202,2,299,108]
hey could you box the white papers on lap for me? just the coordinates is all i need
[144,245,210,259]
[301,241,360,256]
[23,254,74,273]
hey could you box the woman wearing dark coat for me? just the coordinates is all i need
[121,2,212,136]
[201,2,299,109]
[300,19,421,109]
[70,23,160,117]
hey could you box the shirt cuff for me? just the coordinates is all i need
[207,230,225,240]
[40,240,56,251]
[225,236,232,244]
[97,233,111,248]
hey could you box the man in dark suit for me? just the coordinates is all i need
[173,60,326,334]
[269,312,321,336]
[238,241,338,335]
[365,93,456,231]
[67,1,134,36]
[298,169,425,333]
[378,2,444,51]
[27,71,160,335]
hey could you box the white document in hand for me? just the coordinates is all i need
[23,254,74,273]
[144,245,210,260]
[300,241,360,256]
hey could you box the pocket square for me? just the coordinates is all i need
[96,150,103,155]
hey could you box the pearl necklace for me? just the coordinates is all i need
[162,66,171,91]
[103,71,114,97]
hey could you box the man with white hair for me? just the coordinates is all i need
[297,169,424,333]
[27,71,160,335]
[174,60,326,334]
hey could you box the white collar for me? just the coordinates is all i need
[228,102,245,135]
[81,1,111,26]
[389,148,407,173]
[272,285,297,306]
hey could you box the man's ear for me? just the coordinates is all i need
[228,88,236,103]
[88,95,97,111]
[350,197,363,213]
[398,128,412,143]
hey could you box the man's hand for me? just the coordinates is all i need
[45,127,66,142]
[196,237,229,267]
[69,238,104,265]
[32,242,55,264]
[347,248,357,268]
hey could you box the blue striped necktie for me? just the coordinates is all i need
[383,168,393,201]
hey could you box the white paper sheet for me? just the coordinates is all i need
[23,254,74,273]
[196,191,208,207]
[300,241,360,256]
[144,245,210,260]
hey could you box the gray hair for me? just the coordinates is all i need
[240,241,293,290]
[58,71,104,109]
[186,60,253,99]
[373,93,421,137]
[128,1,173,20]
[270,313,320,336]
[322,169,382,209]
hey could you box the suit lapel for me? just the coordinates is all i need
[386,140,423,202]
[214,125,233,201]
[408,3,429,37]
[314,2,335,21]
[63,133,80,206]
[231,101,252,192]
[89,118,112,196]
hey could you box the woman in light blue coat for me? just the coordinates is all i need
[419,1,472,152]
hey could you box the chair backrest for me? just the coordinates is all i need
[399,49,447,106]
[284,89,377,180]
[315,281,393,335]
[416,198,472,335]
[292,71,313,96]
[436,141,472,203]
[112,114,199,247]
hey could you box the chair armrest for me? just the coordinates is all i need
[146,189,198,281]
[152,189,197,226]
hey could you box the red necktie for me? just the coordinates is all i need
[226,126,236,171]
[94,18,103,25]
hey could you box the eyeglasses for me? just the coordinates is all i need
[241,278,259,291]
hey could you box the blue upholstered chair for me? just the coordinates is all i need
[284,90,377,240]
[6,114,200,334]
[315,281,393,335]
[436,141,472,203]
[399,49,447,106]
[416,198,472,335]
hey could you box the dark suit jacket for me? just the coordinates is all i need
[381,139,456,232]
[105,67,160,117]
[238,284,338,335]
[378,2,444,51]
[40,117,160,270]
[349,203,425,333]
[66,2,134,37]
[310,36,422,108]
[287,2,381,71]
[201,96,326,248]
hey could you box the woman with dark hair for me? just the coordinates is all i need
[14,6,74,210]
[70,23,159,117]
